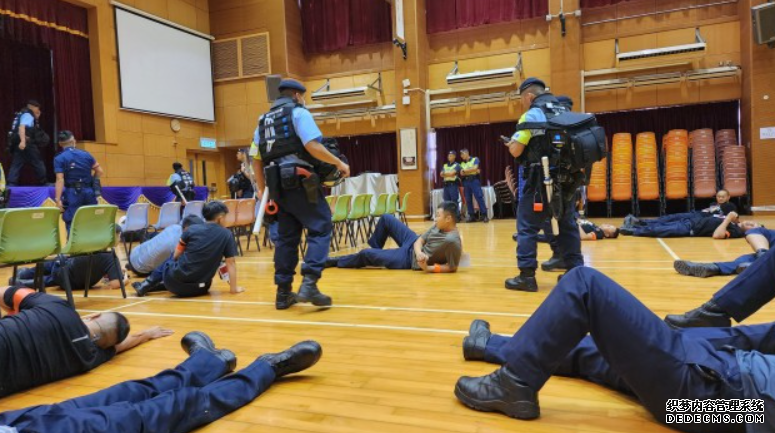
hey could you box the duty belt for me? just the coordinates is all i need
[462,175,478,181]
[444,180,458,184]
[66,182,86,188]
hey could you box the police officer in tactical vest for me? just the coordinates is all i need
[459,149,489,223]
[54,131,103,233]
[253,79,350,310]
[504,79,583,292]
[169,162,196,202]
[6,100,49,186]
[440,150,461,216]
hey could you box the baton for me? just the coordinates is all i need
[252,187,270,235]
[541,156,559,236]
[174,185,189,206]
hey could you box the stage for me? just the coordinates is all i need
[6,186,209,210]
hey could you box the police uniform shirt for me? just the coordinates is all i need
[250,101,323,163]
[511,106,547,145]
[704,202,738,217]
[691,215,745,238]
[18,113,34,129]
[168,173,182,186]
[443,162,461,182]
[170,223,239,283]
[460,157,481,177]
[579,220,605,240]
[411,227,463,270]
[0,288,114,397]
[54,148,97,184]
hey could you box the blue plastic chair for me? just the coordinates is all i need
[122,203,149,256]
[152,201,181,231]
[182,201,205,219]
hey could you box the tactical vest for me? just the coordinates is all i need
[520,93,567,166]
[460,158,479,178]
[7,108,38,148]
[442,163,459,182]
[257,98,307,164]
[178,170,194,191]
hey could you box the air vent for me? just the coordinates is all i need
[241,34,270,77]
[212,32,271,82]
[212,39,239,81]
[616,28,706,68]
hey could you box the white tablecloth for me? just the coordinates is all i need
[431,186,496,219]
[332,173,399,208]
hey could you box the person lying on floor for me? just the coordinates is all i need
[455,263,775,432]
[673,227,775,278]
[665,246,775,329]
[133,201,244,297]
[538,219,621,272]
[326,201,461,273]
[620,211,760,239]
[0,285,172,398]
[126,215,205,276]
[12,251,127,291]
[0,332,322,433]
[623,189,738,229]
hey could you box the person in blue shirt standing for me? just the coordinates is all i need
[54,131,103,233]
[252,79,350,310]
[6,100,48,186]
[168,162,196,202]
[459,149,489,223]
[440,150,461,218]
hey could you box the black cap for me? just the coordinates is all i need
[58,130,74,143]
[557,95,574,109]
[26,100,41,108]
[278,79,307,93]
[519,77,546,94]
[448,150,456,155]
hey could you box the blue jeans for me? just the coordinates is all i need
[337,215,417,269]
[486,267,745,433]
[462,178,486,218]
[0,350,276,433]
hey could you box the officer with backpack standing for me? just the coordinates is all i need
[6,100,49,186]
[503,79,584,293]
[168,162,196,202]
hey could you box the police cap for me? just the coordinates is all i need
[278,79,307,93]
[519,77,546,94]
[58,130,74,143]
[448,150,456,155]
[460,148,470,154]
[27,100,41,108]
[557,95,574,109]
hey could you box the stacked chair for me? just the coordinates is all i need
[586,157,609,216]
[716,129,748,198]
[689,129,718,203]
[663,129,690,211]
[611,133,634,214]
[635,133,660,211]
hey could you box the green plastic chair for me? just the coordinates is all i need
[346,194,370,247]
[397,192,411,225]
[368,193,389,235]
[60,205,127,303]
[385,193,399,217]
[0,208,61,297]
[331,194,352,251]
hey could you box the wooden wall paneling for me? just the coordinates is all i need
[581,6,618,41]
[284,0,306,77]
[105,153,146,179]
[168,0,198,30]
[618,33,659,53]
[586,89,619,113]
[583,40,616,71]
[701,22,741,56]
[115,131,146,156]
[134,0,169,19]
[616,0,657,35]
[654,0,697,30]
[521,49,552,84]
[655,28,696,48]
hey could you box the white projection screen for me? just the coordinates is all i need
[114,6,215,122]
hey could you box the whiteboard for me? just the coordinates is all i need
[114,6,215,122]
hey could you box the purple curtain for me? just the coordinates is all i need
[434,122,518,188]
[427,0,548,34]
[594,100,740,152]
[0,0,95,141]
[300,0,392,55]
[7,186,208,209]
[333,133,398,176]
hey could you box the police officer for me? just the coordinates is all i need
[54,131,103,233]
[168,162,196,202]
[440,150,461,216]
[237,148,255,199]
[7,100,48,186]
[504,79,583,292]
[252,79,350,310]
[459,149,489,223]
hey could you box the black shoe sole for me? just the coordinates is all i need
[504,281,538,292]
[181,331,216,355]
[462,320,490,361]
[296,293,333,307]
[664,314,732,329]
[454,383,540,420]
[540,264,567,272]
[674,261,717,278]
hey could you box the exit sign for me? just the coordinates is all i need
[200,138,217,149]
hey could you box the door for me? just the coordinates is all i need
[186,151,225,200]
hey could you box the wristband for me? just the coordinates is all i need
[175,240,186,255]
[10,288,36,315]
[434,264,442,273]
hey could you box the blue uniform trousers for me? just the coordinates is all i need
[633,220,693,237]
[711,247,775,323]
[442,182,459,203]
[337,215,417,269]
[7,145,47,186]
[640,212,698,225]
[516,180,582,270]
[0,349,275,433]
[148,257,211,297]
[462,178,487,219]
[62,187,97,232]
[715,254,756,275]
[18,260,60,287]
[487,267,746,433]
[275,186,332,285]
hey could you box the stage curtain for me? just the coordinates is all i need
[0,0,95,141]
[434,122,518,188]
[594,100,740,152]
[427,0,547,34]
[300,0,392,55]
[334,133,398,176]
[7,186,209,209]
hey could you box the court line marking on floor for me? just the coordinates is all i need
[76,310,472,335]
[472,265,675,271]
[79,299,152,317]
[656,238,680,261]
[61,294,532,318]
[235,259,676,265]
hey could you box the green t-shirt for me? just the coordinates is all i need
[411,227,462,270]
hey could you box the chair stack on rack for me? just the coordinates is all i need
[663,130,690,210]
[690,129,718,201]
[716,129,747,198]
[635,133,660,206]
[611,133,634,213]
[586,157,609,215]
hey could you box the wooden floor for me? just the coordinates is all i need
[2,216,774,433]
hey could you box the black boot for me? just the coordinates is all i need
[505,270,538,292]
[455,366,540,420]
[735,262,752,274]
[297,275,332,306]
[673,261,721,278]
[540,254,567,272]
[180,331,237,372]
[257,340,323,378]
[481,215,490,223]
[463,320,491,361]
[324,257,340,269]
[664,302,732,329]
[512,233,518,242]
[275,284,297,310]
[132,279,161,297]
[755,249,769,260]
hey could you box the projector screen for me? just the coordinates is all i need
[114,6,215,122]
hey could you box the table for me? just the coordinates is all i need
[332,173,398,209]
[431,186,497,219]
